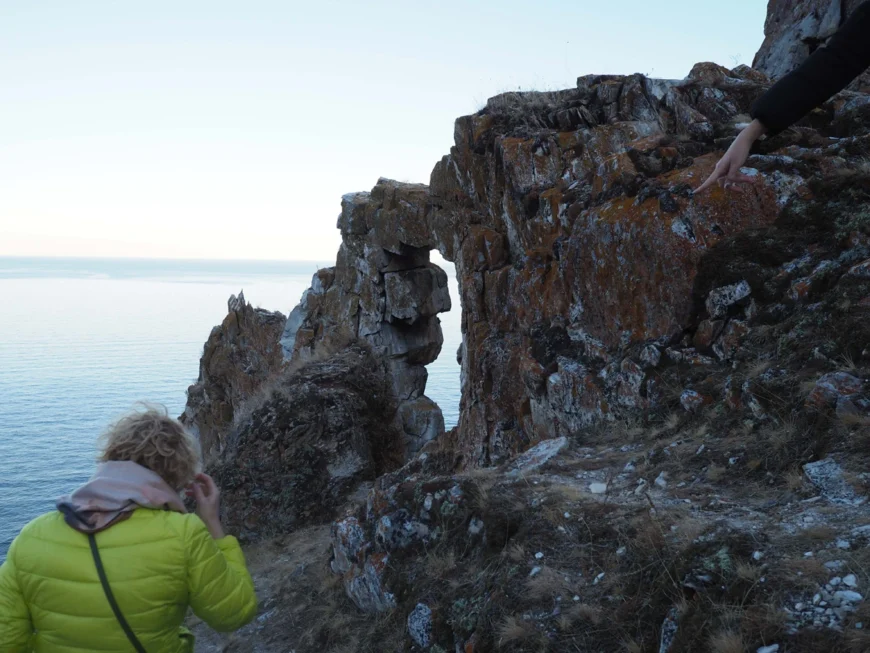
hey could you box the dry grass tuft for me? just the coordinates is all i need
[736,561,762,583]
[525,566,571,600]
[496,614,536,647]
[506,541,525,562]
[622,638,644,653]
[709,630,745,653]
[800,525,838,541]
[426,549,457,579]
[707,464,727,482]
[785,468,805,491]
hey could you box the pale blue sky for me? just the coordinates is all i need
[1,1,767,260]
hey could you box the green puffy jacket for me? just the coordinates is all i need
[0,507,257,652]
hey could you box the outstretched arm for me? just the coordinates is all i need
[696,2,870,194]
[752,1,870,135]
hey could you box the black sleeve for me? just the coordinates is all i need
[751,1,870,134]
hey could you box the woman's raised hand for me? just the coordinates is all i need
[190,473,225,539]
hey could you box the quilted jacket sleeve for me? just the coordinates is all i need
[0,538,32,653]
[752,0,870,134]
[184,516,257,632]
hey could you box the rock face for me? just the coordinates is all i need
[209,343,403,541]
[754,0,870,91]
[283,57,870,467]
[280,182,450,458]
[181,291,286,463]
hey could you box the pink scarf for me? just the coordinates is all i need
[57,461,187,533]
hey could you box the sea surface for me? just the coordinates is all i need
[0,256,461,560]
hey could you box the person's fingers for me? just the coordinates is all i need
[730,172,757,184]
[192,480,205,503]
[694,168,723,194]
[199,473,218,498]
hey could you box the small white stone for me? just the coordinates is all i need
[752,551,763,561]
[813,593,822,605]
[535,552,544,560]
[593,572,605,585]
[856,622,864,629]
[624,462,636,472]
[573,595,580,602]
[696,444,706,455]
[843,574,858,588]
[757,645,779,653]
[831,577,842,587]
[835,590,863,603]
[564,512,571,519]
[837,539,851,550]
[804,551,814,558]
[529,567,542,577]
[655,472,668,489]
[795,602,804,611]
[589,482,608,494]
[616,546,627,557]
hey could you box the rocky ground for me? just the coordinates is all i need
[192,395,870,652]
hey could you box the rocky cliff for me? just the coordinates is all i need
[280,61,870,470]
[185,1,870,650]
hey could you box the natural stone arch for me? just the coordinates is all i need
[280,179,453,458]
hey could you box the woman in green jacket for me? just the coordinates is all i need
[0,406,257,652]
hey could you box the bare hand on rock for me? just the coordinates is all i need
[694,119,767,194]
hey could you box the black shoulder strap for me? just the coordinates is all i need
[88,533,148,653]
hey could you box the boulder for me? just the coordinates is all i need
[209,343,403,540]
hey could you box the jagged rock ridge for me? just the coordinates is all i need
[281,58,870,468]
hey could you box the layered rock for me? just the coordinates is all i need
[181,291,286,463]
[209,342,403,541]
[754,0,870,91]
[280,182,450,457]
[282,58,870,468]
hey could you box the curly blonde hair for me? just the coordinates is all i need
[99,405,201,489]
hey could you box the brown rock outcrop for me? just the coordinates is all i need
[283,58,870,467]
[180,291,286,463]
[209,342,403,541]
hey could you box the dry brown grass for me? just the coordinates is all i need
[780,557,830,588]
[525,566,571,600]
[736,561,763,583]
[785,467,805,491]
[496,614,537,647]
[426,548,457,579]
[707,464,727,482]
[800,525,838,541]
[709,630,745,653]
[747,359,773,379]
[622,638,644,653]
[506,541,525,562]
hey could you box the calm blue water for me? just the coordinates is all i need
[0,257,461,560]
